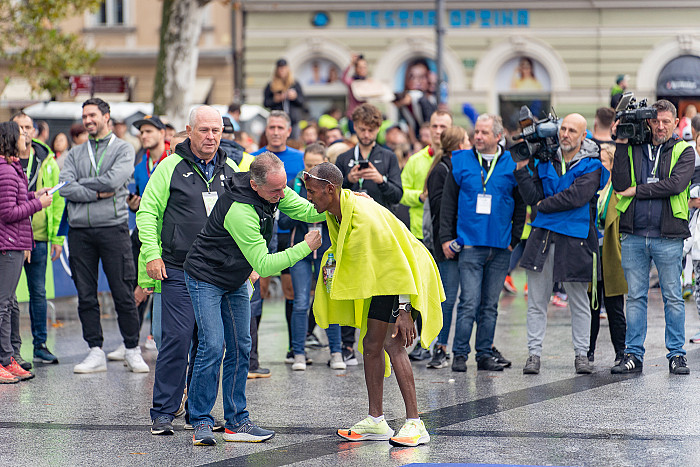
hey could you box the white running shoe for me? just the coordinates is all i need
[124,347,150,373]
[107,344,126,361]
[144,335,157,351]
[74,347,107,374]
[329,352,347,370]
[292,354,306,371]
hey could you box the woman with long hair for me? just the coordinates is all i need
[263,58,305,136]
[0,121,52,383]
[423,126,470,369]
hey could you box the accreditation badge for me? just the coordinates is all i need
[202,191,219,217]
[476,193,492,215]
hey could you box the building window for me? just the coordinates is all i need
[95,0,126,26]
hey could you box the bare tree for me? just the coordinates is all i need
[153,0,214,129]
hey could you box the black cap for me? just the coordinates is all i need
[276,58,288,67]
[222,117,235,134]
[133,115,166,131]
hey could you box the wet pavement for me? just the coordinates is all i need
[3,270,700,467]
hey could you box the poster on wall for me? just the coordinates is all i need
[497,56,552,135]
[392,56,446,140]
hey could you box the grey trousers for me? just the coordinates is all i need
[0,251,24,366]
[526,244,591,357]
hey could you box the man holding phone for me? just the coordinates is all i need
[335,103,402,209]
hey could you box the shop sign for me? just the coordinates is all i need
[347,9,528,29]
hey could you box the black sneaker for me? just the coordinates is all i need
[342,347,359,366]
[614,349,625,366]
[477,356,504,371]
[13,355,32,371]
[451,355,467,372]
[669,355,690,375]
[305,333,325,349]
[408,346,431,362]
[193,424,216,446]
[611,354,643,374]
[151,416,174,435]
[247,367,271,379]
[523,355,540,374]
[33,344,59,364]
[491,346,511,367]
[427,347,448,369]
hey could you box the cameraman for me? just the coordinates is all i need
[611,99,695,375]
[514,114,607,375]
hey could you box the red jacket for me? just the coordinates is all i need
[0,157,42,251]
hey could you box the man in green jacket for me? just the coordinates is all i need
[182,152,324,446]
[400,110,452,240]
[10,112,65,367]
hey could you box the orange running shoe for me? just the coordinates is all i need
[6,357,34,380]
[503,275,518,294]
[0,365,19,384]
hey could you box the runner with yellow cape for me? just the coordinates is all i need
[313,188,445,377]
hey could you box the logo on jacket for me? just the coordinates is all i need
[183,172,193,178]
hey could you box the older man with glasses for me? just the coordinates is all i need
[182,152,325,446]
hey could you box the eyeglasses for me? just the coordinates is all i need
[303,171,334,186]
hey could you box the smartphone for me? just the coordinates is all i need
[357,160,370,170]
[48,181,68,196]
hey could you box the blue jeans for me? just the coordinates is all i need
[453,246,510,360]
[436,259,460,346]
[621,234,685,360]
[185,272,251,428]
[24,241,48,346]
[290,256,341,355]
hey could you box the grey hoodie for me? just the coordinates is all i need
[59,133,134,228]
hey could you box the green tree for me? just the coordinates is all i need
[0,0,102,97]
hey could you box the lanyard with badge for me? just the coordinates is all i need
[191,160,219,217]
[475,151,500,215]
[87,134,116,175]
[647,144,662,183]
[353,145,369,192]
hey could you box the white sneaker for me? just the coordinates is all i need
[144,335,157,351]
[329,352,347,370]
[292,354,306,371]
[107,344,126,361]
[124,346,150,373]
[74,347,107,374]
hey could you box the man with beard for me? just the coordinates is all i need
[59,98,149,374]
[514,113,607,375]
[611,99,695,375]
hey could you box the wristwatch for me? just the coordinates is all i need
[381,175,387,185]
[397,302,412,313]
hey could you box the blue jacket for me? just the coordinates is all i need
[451,147,524,249]
[531,142,609,239]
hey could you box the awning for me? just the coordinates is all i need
[657,55,700,97]
[0,78,51,108]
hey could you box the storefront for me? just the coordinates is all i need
[239,1,700,128]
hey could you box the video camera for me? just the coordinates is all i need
[613,92,656,145]
[509,106,560,163]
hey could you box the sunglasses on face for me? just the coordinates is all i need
[303,171,334,186]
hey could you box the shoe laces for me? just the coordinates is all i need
[154,415,171,425]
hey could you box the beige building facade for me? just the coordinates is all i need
[239,0,700,129]
[0,0,237,120]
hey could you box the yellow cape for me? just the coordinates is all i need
[313,189,445,376]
